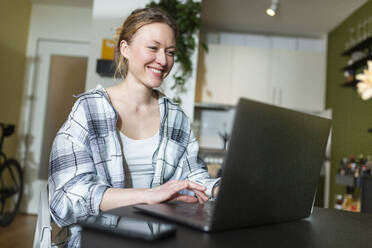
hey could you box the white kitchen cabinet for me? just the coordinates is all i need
[197,44,234,105]
[196,36,326,111]
[197,44,271,105]
[230,46,271,104]
[270,49,326,110]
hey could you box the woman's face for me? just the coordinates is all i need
[121,22,176,88]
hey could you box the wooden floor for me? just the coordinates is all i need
[0,214,37,248]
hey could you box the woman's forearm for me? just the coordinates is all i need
[99,180,209,211]
[100,187,149,211]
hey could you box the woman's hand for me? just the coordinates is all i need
[100,180,208,211]
[144,180,208,205]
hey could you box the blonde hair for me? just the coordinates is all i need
[113,7,178,79]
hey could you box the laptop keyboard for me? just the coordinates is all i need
[166,201,215,222]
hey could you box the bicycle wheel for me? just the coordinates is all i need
[0,159,23,226]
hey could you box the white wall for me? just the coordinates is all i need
[86,0,199,119]
[19,3,92,214]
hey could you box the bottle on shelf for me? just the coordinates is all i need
[342,194,353,211]
[334,194,343,210]
[343,70,355,83]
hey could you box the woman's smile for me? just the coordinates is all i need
[148,66,165,78]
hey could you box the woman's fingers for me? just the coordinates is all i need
[169,181,208,204]
[186,181,207,192]
[170,180,206,193]
[193,190,209,203]
[147,180,209,204]
[171,194,198,203]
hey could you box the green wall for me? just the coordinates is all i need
[0,1,31,158]
[326,0,372,207]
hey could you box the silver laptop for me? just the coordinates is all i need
[134,98,331,232]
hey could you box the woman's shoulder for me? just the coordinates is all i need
[67,84,115,124]
[72,85,111,109]
[58,84,115,138]
[158,92,191,131]
[74,84,108,103]
[158,92,184,114]
[156,90,182,111]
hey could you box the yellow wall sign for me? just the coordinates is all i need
[101,39,115,60]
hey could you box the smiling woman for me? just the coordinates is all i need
[119,22,176,89]
[47,7,220,247]
[113,7,178,80]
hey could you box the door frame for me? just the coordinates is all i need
[22,39,89,214]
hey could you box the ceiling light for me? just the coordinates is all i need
[266,0,279,17]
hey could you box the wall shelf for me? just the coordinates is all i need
[341,54,372,72]
[341,80,359,88]
[340,36,372,87]
[335,174,355,187]
[342,37,372,56]
[96,59,115,77]
[194,102,235,111]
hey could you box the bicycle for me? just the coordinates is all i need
[0,123,23,227]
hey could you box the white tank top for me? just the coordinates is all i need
[118,130,159,189]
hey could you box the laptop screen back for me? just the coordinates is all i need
[211,98,331,230]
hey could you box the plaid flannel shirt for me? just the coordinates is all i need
[48,85,220,247]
